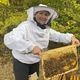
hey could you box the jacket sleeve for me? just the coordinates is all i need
[49,28,73,44]
[4,22,36,53]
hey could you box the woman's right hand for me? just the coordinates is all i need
[32,46,42,55]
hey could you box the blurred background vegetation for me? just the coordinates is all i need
[0,1,80,79]
[0,0,80,59]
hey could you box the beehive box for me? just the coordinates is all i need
[40,45,78,80]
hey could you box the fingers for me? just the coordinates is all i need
[32,46,42,55]
[71,36,80,47]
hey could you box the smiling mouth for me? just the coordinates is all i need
[40,18,47,21]
[39,18,47,23]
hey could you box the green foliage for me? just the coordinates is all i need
[0,10,27,35]
[23,0,41,8]
[0,0,9,5]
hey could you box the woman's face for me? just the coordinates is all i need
[34,11,50,25]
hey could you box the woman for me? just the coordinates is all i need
[4,4,80,80]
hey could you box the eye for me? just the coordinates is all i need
[39,12,50,16]
[44,13,50,16]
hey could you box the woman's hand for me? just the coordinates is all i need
[32,46,42,55]
[71,36,80,47]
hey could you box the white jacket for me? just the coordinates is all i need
[4,7,73,64]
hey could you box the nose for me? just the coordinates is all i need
[41,14,48,20]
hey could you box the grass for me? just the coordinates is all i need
[0,57,15,80]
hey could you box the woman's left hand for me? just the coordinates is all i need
[71,36,80,47]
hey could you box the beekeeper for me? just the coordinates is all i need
[4,4,80,80]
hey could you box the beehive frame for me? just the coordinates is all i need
[40,45,78,80]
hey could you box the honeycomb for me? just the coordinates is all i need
[40,45,78,80]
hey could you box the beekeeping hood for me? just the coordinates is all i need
[27,4,58,25]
